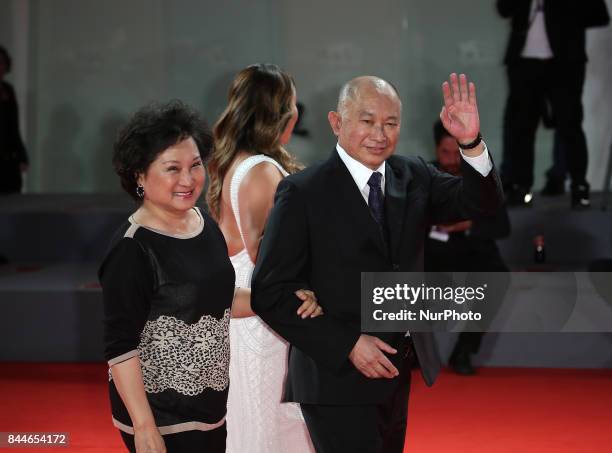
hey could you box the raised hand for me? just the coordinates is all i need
[440,73,480,144]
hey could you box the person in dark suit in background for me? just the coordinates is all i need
[251,73,504,453]
[425,120,510,375]
[498,0,610,208]
[0,45,29,195]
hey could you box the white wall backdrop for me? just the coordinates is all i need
[1,0,610,193]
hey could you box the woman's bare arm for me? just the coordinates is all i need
[111,357,166,453]
[231,288,323,319]
[236,163,284,263]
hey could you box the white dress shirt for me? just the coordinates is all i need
[459,143,493,177]
[336,142,493,203]
[336,144,386,204]
[521,0,554,59]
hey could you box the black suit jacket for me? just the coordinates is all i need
[251,150,503,405]
[498,0,610,64]
[429,161,511,241]
[0,81,28,164]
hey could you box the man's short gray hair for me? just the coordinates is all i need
[336,76,401,117]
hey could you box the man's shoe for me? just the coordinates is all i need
[541,179,565,196]
[449,351,475,376]
[571,183,590,209]
[505,184,533,207]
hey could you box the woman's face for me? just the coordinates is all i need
[279,92,298,145]
[138,137,205,215]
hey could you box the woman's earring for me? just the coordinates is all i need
[136,185,145,198]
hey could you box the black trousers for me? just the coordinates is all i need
[501,59,588,189]
[452,332,484,356]
[545,130,568,184]
[301,354,412,453]
[425,236,509,354]
[0,161,23,194]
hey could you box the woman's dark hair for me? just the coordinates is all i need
[0,46,12,72]
[112,100,212,202]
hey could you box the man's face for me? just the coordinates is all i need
[328,86,401,170]
[436,136,461,176]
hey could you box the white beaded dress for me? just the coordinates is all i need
[225,155,314,453]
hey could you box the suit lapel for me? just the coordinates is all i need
[325,151,387,258]
[384,158,412,262]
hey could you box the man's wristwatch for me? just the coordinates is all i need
[457,132,482,150]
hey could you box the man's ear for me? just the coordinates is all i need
[328,111,341,136]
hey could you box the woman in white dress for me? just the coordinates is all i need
[207,64,315,453]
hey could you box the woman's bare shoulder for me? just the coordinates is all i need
[240,160,284,195]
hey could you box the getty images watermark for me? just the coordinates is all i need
[361,272,612,333]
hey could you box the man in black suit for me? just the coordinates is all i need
[498,0,610,207]
[426,120,510,375]
[252,74,503,452]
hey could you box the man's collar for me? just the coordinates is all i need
[335,143,386,191]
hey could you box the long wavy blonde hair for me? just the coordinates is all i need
[207,63,303,219]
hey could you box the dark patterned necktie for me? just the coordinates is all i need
[367,171,385,226]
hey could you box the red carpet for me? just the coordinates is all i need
[407,367,612,452]
[1,364,611,452]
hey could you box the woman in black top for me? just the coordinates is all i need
[0,46,28,194]
[100,101,321,453]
